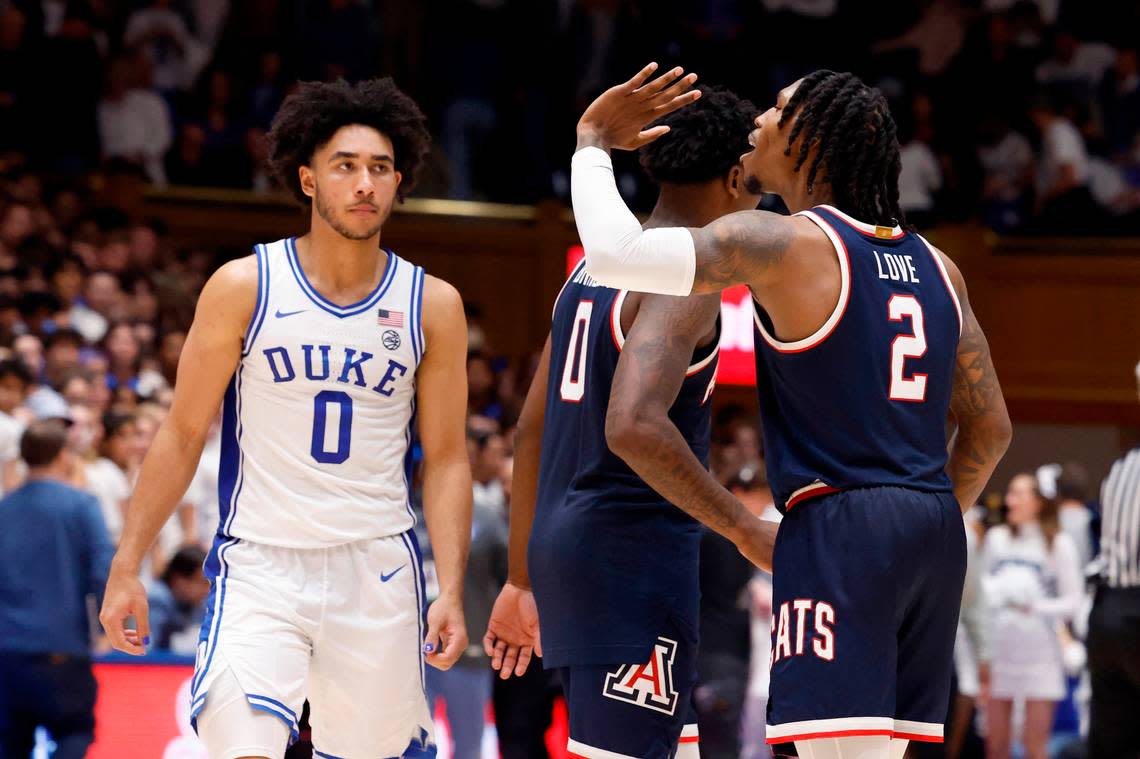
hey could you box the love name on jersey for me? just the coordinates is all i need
[771,599,836,665]
[261,343,409,397]
[874,251,921,284]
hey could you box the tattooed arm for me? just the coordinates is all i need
[572,146,799,295]
[605,293,777,570]
[940,251,1012,512]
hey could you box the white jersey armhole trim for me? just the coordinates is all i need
[408,262,425,365]
[610,288,721,375]
[241,243,271,356]
[916,233,963,337]
[752,210,851,353]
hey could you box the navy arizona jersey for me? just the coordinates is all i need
[754,204,962,512]
[529,260,719,668]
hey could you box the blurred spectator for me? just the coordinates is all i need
[871,0,973,78]
[983,472,1084,759]
[1051,461,1095,570]
[124,0,209,92]
[0,360,30,494]
[248,50,286,131]
[694,468,766,759]
[147,546,209,654]
[0,419,112,759]
[898,95,944,227]
[101,321,143,393]
[97,50,173,186]
[1035,30,1116,112]
[425,498,507,759]
[468,352,504,421]
[468,423,506,516]
[1028,94,1100,231]
[1100,47,1140,158]
[977,115,1035,231]
[84,411,137,545]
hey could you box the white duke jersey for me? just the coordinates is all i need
[215,237,426,547]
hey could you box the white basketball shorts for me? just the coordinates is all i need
[189,530,435,758]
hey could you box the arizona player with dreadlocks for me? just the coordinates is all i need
[569,65,1013,759]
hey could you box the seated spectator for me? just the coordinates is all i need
[1028,94,1102,231]
[978,115,1036,231]
[0,359,30,494]
[84,411,137,547]
[1036,30,1117,112]
[97,50,172,186]
[147,546,209,654]
[101,321,143,393]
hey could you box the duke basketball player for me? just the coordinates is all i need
[571,65,1013,759]
[100,79,473,759]
[484,87,777,759]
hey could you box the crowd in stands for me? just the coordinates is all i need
[0,0,1137,231]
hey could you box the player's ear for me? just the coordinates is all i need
[726,165,743,198]
[298,165,316,200]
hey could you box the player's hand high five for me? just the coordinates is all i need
[576,63,701,151]
[484,581,542,679]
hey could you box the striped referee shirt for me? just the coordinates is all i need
[1101,447,1140,588]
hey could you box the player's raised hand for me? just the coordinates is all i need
[99,562,150,655]
[576,63,701,152]
[484,582,542,679]
[424,592,468,671]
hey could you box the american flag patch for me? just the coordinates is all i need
[377,309,404,327]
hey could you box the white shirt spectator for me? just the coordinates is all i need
[0,412,23,496]
[1088,157,1140,215]
[85,456,131,543]
[1038,118,1090,196]
[979,129,1035,202]
[1037,41,1118,89]
[98,89,173,186]
[68,303,109,344]
[898,141,943,213]
[188,428,221,545]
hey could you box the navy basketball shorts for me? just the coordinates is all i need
[765,486,966,746]
[558,616,701,759]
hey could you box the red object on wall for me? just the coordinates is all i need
[88,659,570,759]
[89,661,199,759]
[565,246,756,386]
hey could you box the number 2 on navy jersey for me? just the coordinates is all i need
[887,294,928,402]
[560,300,593,402]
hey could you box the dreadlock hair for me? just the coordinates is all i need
[267,78,431,206]
[638,85,757,185]
[777,70,905,227]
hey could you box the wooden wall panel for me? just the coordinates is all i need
[141,189,1140,425]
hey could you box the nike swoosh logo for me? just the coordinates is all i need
[380,565,406,583]
[275,308,306,318]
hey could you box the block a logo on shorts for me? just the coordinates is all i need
[602,636,679,715]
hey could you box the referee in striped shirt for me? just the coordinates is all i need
[1087,360,1140,759]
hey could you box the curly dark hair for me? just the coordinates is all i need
[267,78,431,205]
[639,85,757,185]
[778,70,904,227]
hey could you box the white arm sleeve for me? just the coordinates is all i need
[570,147,696,296]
